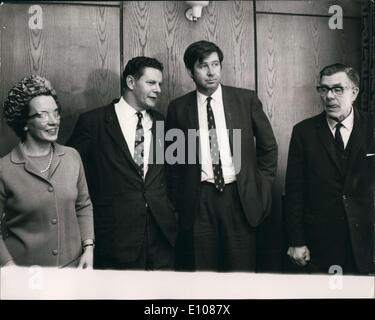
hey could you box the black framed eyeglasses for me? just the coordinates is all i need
[27,108,62,122]
[316,86,353,96]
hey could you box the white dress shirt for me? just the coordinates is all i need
[197,84,236,184]
[326,107,354,149]
[114,97,153,178]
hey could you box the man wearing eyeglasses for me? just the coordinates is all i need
[285,63,374,275]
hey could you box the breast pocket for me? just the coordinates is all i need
[365,152,375,166]
[364,152,375,181]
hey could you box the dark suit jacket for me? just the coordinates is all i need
[166,85,278,230]
[67,99,177,266]
[285,109,374,273]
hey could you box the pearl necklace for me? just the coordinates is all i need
[40,145,54,173]
[22,143,54,173]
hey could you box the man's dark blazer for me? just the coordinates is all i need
[166,85,278,231]
[67,99,177,267]
[285,109,374,273]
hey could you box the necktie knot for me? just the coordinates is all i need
[336,122,343,129]
[136,111,143,120]
[206,97,213,110]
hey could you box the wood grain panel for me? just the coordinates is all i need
[0,4,34,156]
[217,1,254,89]
[257,14,361,194]
[123,1,255,115]
[0,3,120,156]
[256,0,361,17]
[51,1,120,6]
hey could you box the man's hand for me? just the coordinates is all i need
[78,246,94,269]
[287,246,310,267]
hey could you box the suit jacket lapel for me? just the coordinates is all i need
[343,109,366,190]
[316,112,344,176]
[187,91,199,131]
[104,102,139,173]
[221,85,238,154]
[222,85,246,174]
[186,92,201,164]
[145,111,163,184]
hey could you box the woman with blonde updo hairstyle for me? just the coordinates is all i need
[0,75,94,268]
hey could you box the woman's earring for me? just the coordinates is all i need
[23,126,28,131]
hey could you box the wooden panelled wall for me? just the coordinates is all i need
[0,2,121,156]
[122,1,255,114]
[0,1,362,271]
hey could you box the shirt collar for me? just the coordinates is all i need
[197,84,222,107]
[326,107,354,131]
[115,97,147,122]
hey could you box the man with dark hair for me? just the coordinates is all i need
[166,40,277,271]
[285,63,374,274]
[68,56,177,270]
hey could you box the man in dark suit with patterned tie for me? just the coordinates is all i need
[285,63,374,274]
[166,40,278,271]
[68,57,177,270]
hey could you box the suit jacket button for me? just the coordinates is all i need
[48,187,54,192]
[51,218,57,225]
[52,250,58,256]
[342,194,347,200]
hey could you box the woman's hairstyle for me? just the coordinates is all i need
[3,75,60,141]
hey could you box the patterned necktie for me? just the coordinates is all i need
[206,97,225,192]
[335,122,344,152]
[134,111,144,178]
